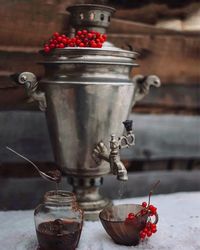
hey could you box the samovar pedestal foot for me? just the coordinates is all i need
[67,176,112,221]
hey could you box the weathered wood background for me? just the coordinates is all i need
[1,0,200,114]
[0,0,200,208]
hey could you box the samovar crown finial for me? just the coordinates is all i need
[66,3,115,34]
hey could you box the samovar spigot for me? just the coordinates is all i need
[109,134,128,181]
[92,120,135,181]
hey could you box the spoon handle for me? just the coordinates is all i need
[6,146,41,173]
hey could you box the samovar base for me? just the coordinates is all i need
[79,199,112,221]
[68,176,112,221]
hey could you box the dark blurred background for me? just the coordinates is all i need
[0,0,200,210]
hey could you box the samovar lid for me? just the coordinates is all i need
[40,3,138,66]
[40,47,138,66]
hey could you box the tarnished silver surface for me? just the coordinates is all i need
[43,82,135,177]
[11,3,161,220]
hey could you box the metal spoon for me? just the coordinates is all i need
[6,146,61,183]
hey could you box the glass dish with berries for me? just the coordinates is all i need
[99,182,159,246]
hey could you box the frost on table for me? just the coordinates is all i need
[0,192,200,250]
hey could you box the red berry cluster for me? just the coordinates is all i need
[140,201,157,216]
[43,30,107,53]
[139,202,157,240]
[139,221,157,239]
[125,201,158,240]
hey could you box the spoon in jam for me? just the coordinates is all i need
[6,146,61,183]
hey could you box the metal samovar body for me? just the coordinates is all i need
[13,4,160,220]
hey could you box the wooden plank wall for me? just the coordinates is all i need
[0,1,200,114]
[0,0,200,176]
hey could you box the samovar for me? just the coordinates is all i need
[12,4,160,220]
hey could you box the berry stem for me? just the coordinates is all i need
[148,180,160,207]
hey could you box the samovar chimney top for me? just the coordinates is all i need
[66,4,115,34]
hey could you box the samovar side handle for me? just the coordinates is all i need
[132,75,161,105]
[10,72,47,111]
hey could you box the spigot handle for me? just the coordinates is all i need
[120,120,135,148]
[10,72,46,111]
[123,120,133,132]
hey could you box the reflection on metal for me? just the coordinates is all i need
[11,4,161,220]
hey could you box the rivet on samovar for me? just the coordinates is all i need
[11,4,161,220]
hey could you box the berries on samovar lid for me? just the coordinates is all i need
[42,29,106,52]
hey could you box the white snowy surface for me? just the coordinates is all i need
[1,192,200,250]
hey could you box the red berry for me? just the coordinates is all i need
[62,38,68,44]
[99,37,105,43]
[79,42,85,47]
[142,202,147,208]
[44,43,49,47]
[149,205,157,215]
[84,38,89,43]
[82,29,87,35]
[147,231,152,237]
[144,227,148,233]
[75,39,80,45]
[149,205,154,210]
[127,213,135,220]
[87,33,93,39]
[49,43,55,49]
[139,231,146,239]
[97,43,102,48]
[95,32,101,38]
[57,36,62,42]
[151,227,157,233]
[49,39,54,43]
[53,32,59,37]
[68,42,75,47]
[96,38,100,43]
[61,34,66,38]
[77,30,82,36]
[44,46,50,53]
[56,44,60,48]
[59,43,65,48]
[76,39,81,45]
[53,39,58,44]
[91,42,97,48]
[71,38,76,43]
[102,34,107,40]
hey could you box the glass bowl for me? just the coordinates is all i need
[99,204,157,246]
